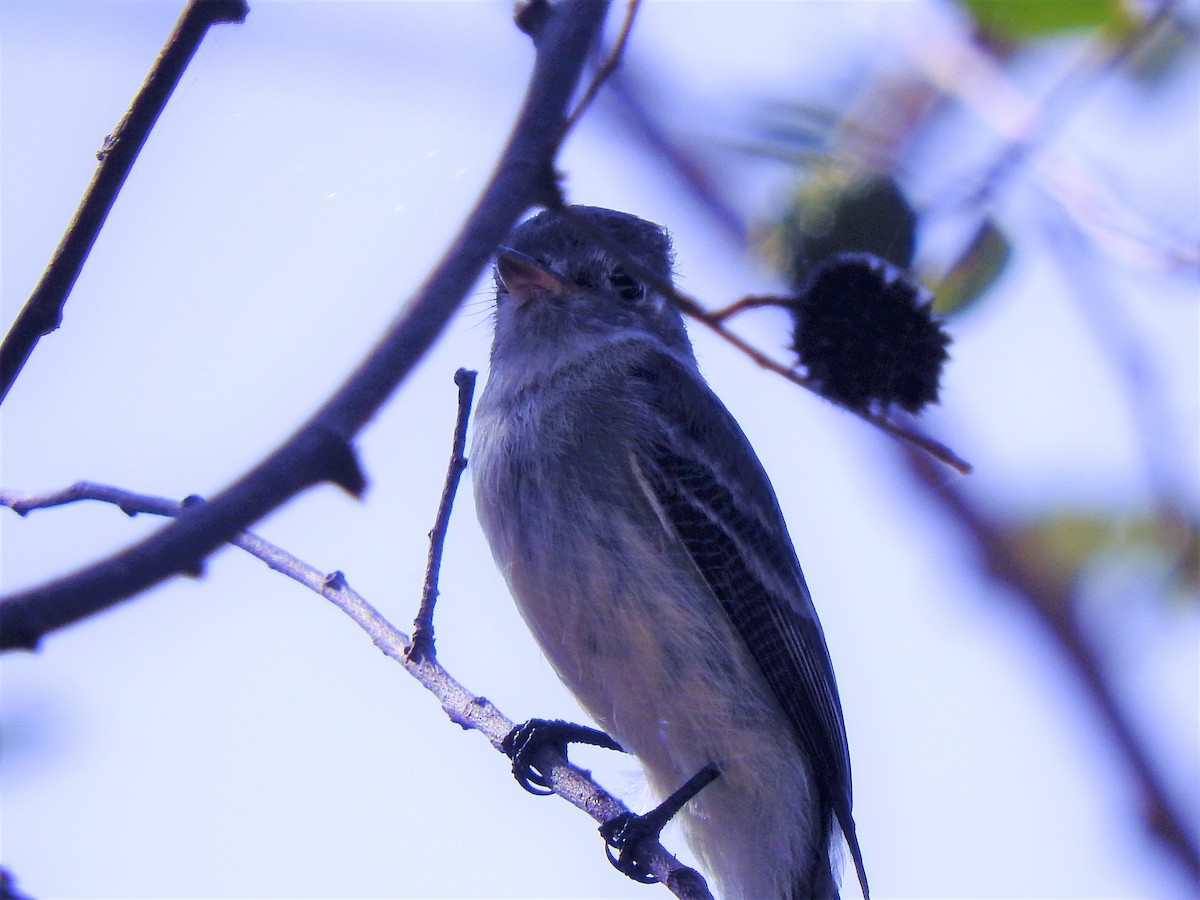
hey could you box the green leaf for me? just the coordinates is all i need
[1007,511,1199,602]
[768,163,918,290]
[960,0,1131,41]
[929,220,1012,315]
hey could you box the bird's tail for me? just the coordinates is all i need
[791,805,840,900]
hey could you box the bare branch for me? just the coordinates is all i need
[961,1,1180,211]
[1046,214,1192,521]
[901,1,1199,273]
[0,0,249,406]
[0,0,612,653]
[0,478,712,898]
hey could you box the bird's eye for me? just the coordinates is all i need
[609,267,645,302]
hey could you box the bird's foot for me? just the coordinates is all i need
[600,763,721,884]
[501,718,623,795]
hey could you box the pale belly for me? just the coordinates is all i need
[481,466,819,898]
[470,380,824,897]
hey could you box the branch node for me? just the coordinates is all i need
[319,433,367,497]
[514,0,552,38]
[0,613,41,653]
[665,866,715,900]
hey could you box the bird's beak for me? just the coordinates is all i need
[495,247,568,305]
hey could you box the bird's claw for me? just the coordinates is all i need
[501,718,623,796]
[599,763,721,885]
[600,811,662,884]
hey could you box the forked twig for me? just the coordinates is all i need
[706,295,791,323]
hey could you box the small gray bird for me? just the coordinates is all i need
[471,206,868,900]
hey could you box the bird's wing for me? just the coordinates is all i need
[626,348,869,898]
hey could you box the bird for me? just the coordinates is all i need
[470,205,868,899]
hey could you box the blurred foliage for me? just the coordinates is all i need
[1007,512,1200,602]
[960,0,1134,42]
[764,163,917,290]
[740,0,1199,620]
[760,166,1012,318]
[747,100,842,163]
[927,220,1013,315]
[1123,10,1199,84]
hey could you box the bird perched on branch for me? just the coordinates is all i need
[471,205,868,900]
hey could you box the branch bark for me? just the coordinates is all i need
[407,367,477,662]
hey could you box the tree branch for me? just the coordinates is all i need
[902,446,1200,887]
[0,0,249,406]
[0,474,713,898]
[0,0,612,653]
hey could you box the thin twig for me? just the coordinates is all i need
[561,0,642,138]
[0,0,612,653]
[0,479,713,898]
[603,65,748,246]
[0,0,249,406]
[706,294,791,323]
[555,205,973,475]
[1045,214,1190,522]
[408,368,477,662]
